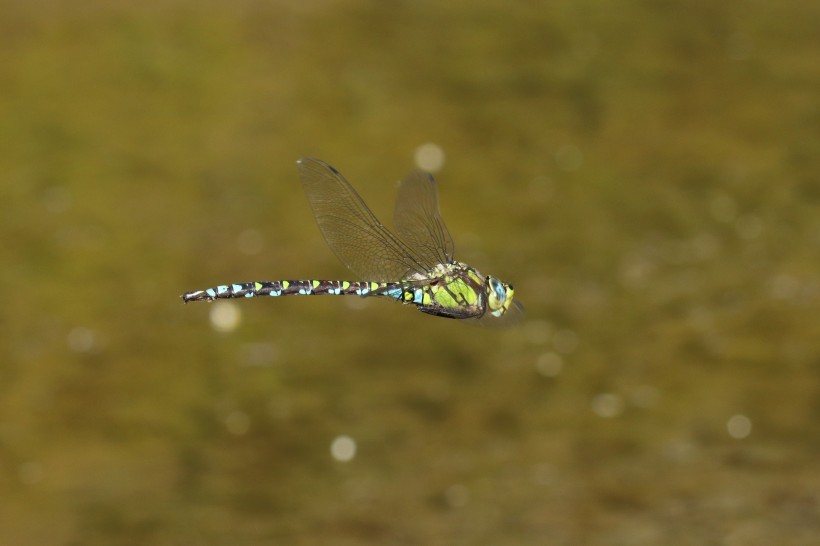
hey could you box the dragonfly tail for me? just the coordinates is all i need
[181,280,402,303]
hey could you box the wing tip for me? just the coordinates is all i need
[297,157,339,174]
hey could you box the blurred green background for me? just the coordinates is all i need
[2,1,819,544]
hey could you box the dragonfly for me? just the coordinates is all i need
[182,157,521,323]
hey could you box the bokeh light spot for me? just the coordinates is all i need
[414,143,445,172]
[591,393,624,418]
[727,414,752,439]
[67,327,95,353]
[769,274,800,300]
[210,301,241,332]
[330,435,357,462]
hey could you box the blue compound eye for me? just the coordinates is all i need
[489,277,506,302]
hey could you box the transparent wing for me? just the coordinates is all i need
[473,300,526,327]
[393,170,455,268]
[297,158,432,281]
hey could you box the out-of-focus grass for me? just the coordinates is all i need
[1,1,819,544]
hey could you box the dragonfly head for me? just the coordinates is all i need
[485,275,515,318]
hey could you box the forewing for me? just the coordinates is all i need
[393,170,455,269]
[297,158,430,281]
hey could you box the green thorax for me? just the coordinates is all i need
[407,262,486,319]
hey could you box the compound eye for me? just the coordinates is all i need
[488,277,506,302]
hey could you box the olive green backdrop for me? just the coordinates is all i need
[2,1,818,544]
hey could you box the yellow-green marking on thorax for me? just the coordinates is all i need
[430,270,482,309]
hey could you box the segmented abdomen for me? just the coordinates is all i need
[181,280,399,303]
